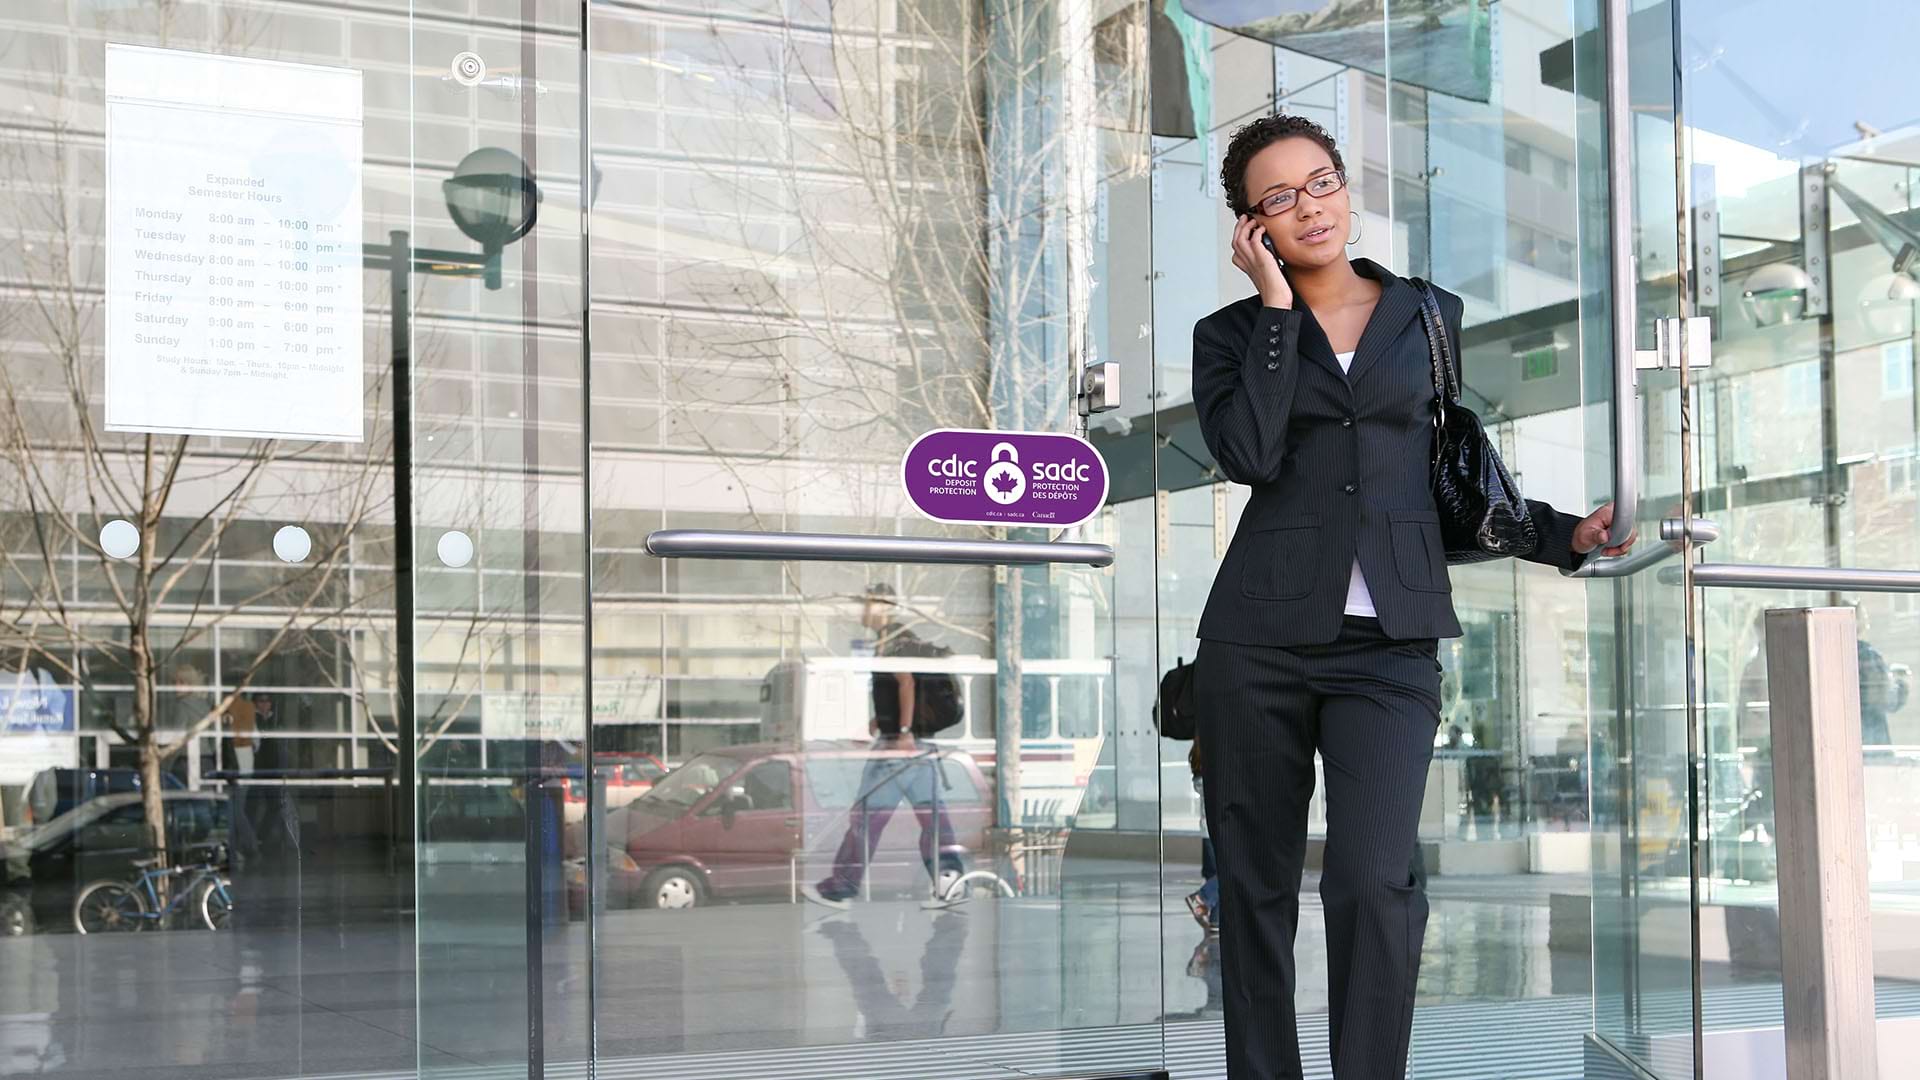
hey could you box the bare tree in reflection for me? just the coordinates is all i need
[0,4,500,865]
[586,1,1149,836]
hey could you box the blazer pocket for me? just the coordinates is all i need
[1239,516,1321,601]
[1389,510,1451,594]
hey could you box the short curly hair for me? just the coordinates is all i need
[1219,114,1346,217]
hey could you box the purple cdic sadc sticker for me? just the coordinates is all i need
[901,428,1110,528]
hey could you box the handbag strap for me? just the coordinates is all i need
[1409,278,1460,407]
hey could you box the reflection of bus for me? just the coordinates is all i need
[759,655,1109,824]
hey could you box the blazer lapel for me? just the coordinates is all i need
[1343,259,1423,388]
[1289,305,1348,383]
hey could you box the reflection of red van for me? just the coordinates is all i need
[575,742,991,912]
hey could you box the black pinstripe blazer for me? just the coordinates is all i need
[1192,258,1587,647]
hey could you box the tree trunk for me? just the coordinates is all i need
[130,622,168,867]
[139,729,167,865]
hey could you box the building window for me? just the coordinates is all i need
[1885,446,1916,496]
[1883,340,1914,398]
[1504,137,1531,174]
[1506,221,1536,265]
[1365,77,1387,112]
[1552,157,1572,190]
[1786,360,1822,413]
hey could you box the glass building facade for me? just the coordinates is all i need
[1,1,1918,1078]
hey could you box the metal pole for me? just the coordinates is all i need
[388,231,417,887]
[1764,607,1877,1080]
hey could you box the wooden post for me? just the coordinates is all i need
[1765,607,1877,1080]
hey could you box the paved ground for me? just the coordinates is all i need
[0,864,1889,1079]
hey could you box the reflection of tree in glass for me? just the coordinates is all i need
[0,11,505,856]
[614,7,1147,822]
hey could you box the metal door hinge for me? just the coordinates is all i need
[1634,316,1713,373]
[1078,361,1119,416]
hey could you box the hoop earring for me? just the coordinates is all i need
[1348,210,1363,246]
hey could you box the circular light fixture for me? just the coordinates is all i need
[272,525,313,564]
[1860,274,1920,337]
[437,530,475,569]
[99,519,139,561]
[442,147,541,252]
[1741,262,1814,327]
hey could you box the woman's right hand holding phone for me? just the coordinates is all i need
[1232,215,1293,310]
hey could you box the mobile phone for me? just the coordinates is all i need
[1261,233,1281,264]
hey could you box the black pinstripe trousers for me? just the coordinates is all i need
[1195,616,1443,1080]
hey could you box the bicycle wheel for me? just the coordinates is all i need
[197,877,233,931]
[74,881,148,934]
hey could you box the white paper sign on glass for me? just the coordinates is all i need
[105,44,364,442]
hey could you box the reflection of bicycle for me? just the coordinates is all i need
[73,849,232,933]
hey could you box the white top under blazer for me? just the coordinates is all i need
[1332,350,1376,618]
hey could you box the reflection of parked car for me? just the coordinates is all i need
[562,753,666,822]
[569,742,991,914]
[26,767,183,826]
[0,792,228,936]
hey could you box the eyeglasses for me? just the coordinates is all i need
[1252,171,1347,216]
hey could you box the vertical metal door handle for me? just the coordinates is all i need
[1603,0,1640,552]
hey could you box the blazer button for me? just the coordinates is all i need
[1341,416,1354,428]
[1265,361,1279,370]
[1343,483,1357,494]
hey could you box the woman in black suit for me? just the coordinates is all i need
[1191,115,1635,1080]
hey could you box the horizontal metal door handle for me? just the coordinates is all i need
[1683,563,1920,593]
[644,529,1115,568]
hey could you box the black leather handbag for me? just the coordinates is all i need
[1412,280,1540,564]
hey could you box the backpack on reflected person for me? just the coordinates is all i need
[885,631,965,738]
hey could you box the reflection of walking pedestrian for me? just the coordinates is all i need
[511,742,568,934]
[817,912,969,1039]
[225,689,258,866]
[811,743,958,907]
[807,586,959,908]
[1855,607,1909,748]
[1738,606,1911,749]
[227,691,257,775]
[238,695,300,932]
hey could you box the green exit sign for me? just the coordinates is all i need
[1519,345,1559,381]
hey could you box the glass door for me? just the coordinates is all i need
[576,2,1167,1078]
[1582,0,1702,1074]
[1590,3,1920,1078]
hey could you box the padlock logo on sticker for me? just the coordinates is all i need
[982,442,1027,505]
